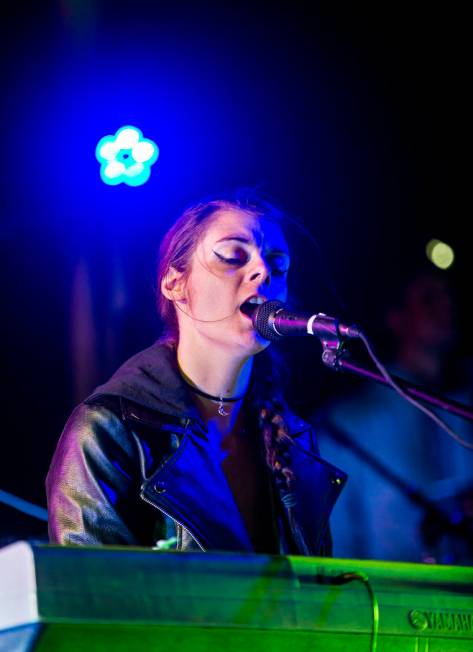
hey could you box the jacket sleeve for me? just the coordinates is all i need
[46,401,160,546]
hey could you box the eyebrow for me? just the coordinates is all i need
[215,235,252,244]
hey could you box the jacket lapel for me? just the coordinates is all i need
[130,399,347,556]
[287,429,347,555]
[142,421,253,552]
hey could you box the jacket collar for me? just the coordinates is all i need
[88,341,200,421]
[87,340,314,437]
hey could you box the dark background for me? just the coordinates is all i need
[1,1,470,542]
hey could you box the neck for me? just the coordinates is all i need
[177,337,253,402]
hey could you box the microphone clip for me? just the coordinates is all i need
[303,312,350,370]
[315,316,348,370]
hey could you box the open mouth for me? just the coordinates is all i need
[239,295,265,319]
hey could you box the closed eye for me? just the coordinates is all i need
[213,249,249,266]
[213,248,290,275]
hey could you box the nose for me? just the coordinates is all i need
[247,253,271,286]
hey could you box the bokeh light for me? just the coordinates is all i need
[426,239,455,270]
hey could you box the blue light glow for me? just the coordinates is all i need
[96,125,159,186]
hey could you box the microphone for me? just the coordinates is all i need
[252,300,361,342]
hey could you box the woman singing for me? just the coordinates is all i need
[47,193,346,554]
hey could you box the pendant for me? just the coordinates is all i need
[217,399,229,417]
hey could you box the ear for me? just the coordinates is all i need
[160,266,187,302]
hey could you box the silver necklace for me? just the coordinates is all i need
[182,380,245,416]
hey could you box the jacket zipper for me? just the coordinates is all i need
[140,491,206,552]
[131,422,205,552]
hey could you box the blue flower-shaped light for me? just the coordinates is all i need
[95,126,159,186]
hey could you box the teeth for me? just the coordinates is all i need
[240,296,264,317]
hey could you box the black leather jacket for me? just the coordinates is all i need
[46,343,347,554]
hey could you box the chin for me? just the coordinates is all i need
[240,330,271,355]
[202,318,271,355]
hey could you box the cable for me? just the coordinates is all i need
[0,488,48,522]
[358,331,473,452]
[318,571,379,652]
[341,572,379,652]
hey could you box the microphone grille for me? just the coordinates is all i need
[252,300,284,341]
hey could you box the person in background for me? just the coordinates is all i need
[314,267,473,563]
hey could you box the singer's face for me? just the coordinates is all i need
[175,208,290,355]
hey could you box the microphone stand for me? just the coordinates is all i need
[319,336,473,423]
